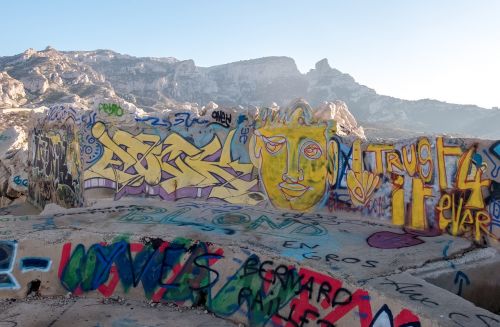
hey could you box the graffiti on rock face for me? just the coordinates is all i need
[489,199,500,237]
[435,142,495,242]
[99,103,124,117]
[45,105,80,124]
[347,140,381,206]
[12,175,28,188]
[332,137,499,243]
[210,110,232,128]
[490,141,500,161]
[135,112,211,129]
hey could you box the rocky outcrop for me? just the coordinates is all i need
[0,47,130,109]
[306,58,376,108]
[314,100,365,138]
[0,109,42,204]
[21,67,49,94]
[0,72,26,108]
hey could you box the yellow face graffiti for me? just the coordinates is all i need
[250,105,337,211]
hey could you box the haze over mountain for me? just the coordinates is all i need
[0,47,498,139]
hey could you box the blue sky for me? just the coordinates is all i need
[1,0,499,108]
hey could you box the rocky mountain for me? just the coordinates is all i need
[305,59,500,139]
[1,47,499,139]
[0,47,136,111]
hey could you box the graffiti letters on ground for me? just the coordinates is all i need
[19,257,52,272]
[114,204,328,237]
[367,227,441,249]
[5,234,500,326]
[57,238,421,327]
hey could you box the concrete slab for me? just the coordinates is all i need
[0,201,40,217]
[0,199,499,326]
[2,198,475,282]
[0,296,237,327]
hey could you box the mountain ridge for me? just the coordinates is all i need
[0,47,498,139]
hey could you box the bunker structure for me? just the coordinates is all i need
[0,101,498,326]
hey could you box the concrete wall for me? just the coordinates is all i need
[0,234,427,326]
[28,103,500,243]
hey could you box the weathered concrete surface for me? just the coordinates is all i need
[412,247,500,315]
[0,296,237,327]
[0,199,499,326]
[0,201,40,216]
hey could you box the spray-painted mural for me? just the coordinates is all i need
[28,102,500,243]
[0,237,423,327]
[250,103,337,211]
[83,118,263,205]
[329,137,499,244]
[28,106,83,209]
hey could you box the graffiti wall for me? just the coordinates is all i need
[29,102,500,243]
[0,237,423,327]
[330,137,500,244]
[28,106,83,209]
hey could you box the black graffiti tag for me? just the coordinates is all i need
[380,278,439,307]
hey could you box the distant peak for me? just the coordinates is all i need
[315,58,331,72]
[22,48,37,58]
[23,48,36,54]
[43,45,56,52]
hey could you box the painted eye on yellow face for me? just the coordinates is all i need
[302,141,322,160]
[262,136,285,155]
